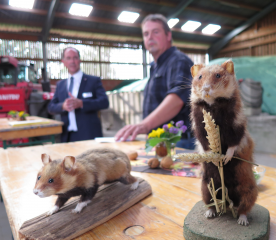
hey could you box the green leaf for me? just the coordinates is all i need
[148,137,165,147]
[160,132,167,138]
[145,145,153,153]
[145,140,154,153]
[168,135,181,143]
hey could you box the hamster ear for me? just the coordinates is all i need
[41,154,52,165]
[222,60,234,74]
[62,156,76,172]
[191,64,204,78]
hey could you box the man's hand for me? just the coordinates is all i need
[62,92,83,112]
[115,123,149,142]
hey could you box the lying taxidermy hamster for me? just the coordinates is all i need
[33,148,139,215]
[190,60,258,226]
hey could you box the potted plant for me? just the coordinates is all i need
[7,111,29,121]
[145,121,187,160]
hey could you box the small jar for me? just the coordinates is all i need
[155,142,167,161]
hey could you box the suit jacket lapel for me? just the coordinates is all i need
[61,79,69,100]
[77,74,88,99]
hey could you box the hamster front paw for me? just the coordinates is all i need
[237,214,249,226]
[71,200,91,214]
[46,205,59,216]
[224,146,237,165]
[130,180,139,190]
[204,208,216,218]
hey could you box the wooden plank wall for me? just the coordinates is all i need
[215,9,276,58]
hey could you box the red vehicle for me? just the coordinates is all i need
[0,56,55,147]
[0,55,55,118]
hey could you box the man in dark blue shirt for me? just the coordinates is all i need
[115,14,195,149]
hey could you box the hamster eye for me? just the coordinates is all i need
[37,176,41,180]
[48,178,54,183]
[199,75,202,80]
[216,73,221,78]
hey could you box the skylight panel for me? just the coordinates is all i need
[118,11,140,23]
[202,24,221,35]
[9,0,35,9]
[69,3,93,17]
[181,20,201,32]
[167,18,179,28]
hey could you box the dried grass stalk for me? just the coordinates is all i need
[202,109,221,153]
[176,152,224,164]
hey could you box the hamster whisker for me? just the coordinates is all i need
[179,76,193,82]
[174,85,191,91]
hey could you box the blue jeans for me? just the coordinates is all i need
[176,132,196,150]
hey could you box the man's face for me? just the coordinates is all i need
[142,20,171,59]
[62,49,81,75]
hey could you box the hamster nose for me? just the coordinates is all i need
[33,189,38,195]
[203,84,210,91]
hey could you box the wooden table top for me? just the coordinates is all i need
[0,116,63,140]
[0,140,275,240]
[0,116,63,132]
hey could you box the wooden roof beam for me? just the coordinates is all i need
[186,6,247,21]
[210,0,262,12]
[167,0,194,19]
[135,0,248,20]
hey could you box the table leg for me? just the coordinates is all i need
[3,140,7,149]
[51,135,55,144]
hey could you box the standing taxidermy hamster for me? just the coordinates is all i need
[33,148,139,215]
[190,60,258,226]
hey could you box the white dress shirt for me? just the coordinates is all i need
[67,70,83,132]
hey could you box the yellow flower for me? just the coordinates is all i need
[148,130,157,138]
[148,128,165,138]
[18,111,25,117]
[167,123,173,129]
[156,128,165,137]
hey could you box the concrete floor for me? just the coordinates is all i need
[0,148,275,240]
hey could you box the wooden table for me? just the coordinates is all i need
[0,140,275,240]
[0,116,63,149]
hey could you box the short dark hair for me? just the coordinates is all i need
[141,14,171,35]
[62,47,80,59]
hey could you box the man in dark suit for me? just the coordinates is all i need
[48,47,109,142]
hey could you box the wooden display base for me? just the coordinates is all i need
[184,201,270,240]
[19,178,152,240]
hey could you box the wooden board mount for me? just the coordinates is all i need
[19,178,152,240]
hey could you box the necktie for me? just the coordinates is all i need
[68,76,74,93]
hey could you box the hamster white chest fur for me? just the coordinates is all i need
[190,60,258,226]
[33,148,139,215]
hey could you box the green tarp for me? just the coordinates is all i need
[209,56,276,115]
[109,77,149,93]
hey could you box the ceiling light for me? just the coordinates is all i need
[118,11,140,23]
[167,18,179,28]
[181,20,201,32]
[69,3,93,17]
[202,24,221,34]
[9,0,35,9]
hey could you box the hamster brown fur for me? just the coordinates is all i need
[190,60,258,226]
[33,148,138,215]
